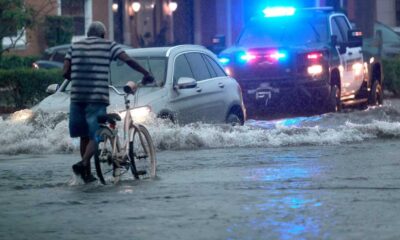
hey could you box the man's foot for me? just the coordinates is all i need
[84,173,97,183]
[72,161,85,177]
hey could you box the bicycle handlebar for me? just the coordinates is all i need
[109,82,143,96]
[109,85,125,96]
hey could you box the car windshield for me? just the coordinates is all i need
[63,57,167,92]
[110,57,167,87]
[237,15,329,47]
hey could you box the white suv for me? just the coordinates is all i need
[33,45,246,125]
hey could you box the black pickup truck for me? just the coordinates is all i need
[218,7,383,116]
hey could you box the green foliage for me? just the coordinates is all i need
[0,0,35,53]
[382,59,400,96]
[0,55,39,69]
[44,16,74,47]
[0,69,64,110]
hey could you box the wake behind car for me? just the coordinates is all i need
[219,7,383,116]
[32,45,246,125]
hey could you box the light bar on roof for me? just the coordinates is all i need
[263,7,296,17]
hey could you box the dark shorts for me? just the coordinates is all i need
[69,102,107,140]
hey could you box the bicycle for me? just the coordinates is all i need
[94,81,156,184]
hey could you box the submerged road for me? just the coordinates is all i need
[1,139,400,240]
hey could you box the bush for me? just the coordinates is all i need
[44,15,74,47]
[0,55,39,69]
[0,68,64,110]
[382,58,400,96]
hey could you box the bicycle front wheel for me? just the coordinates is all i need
[94,128,119,184]
[129,124,156,179]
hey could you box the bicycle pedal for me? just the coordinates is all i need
[137,155,148,159]
[137,170,147,175]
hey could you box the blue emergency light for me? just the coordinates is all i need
[219,57,230,65]
[263,7,296,17]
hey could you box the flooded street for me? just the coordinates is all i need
[2,100,400,239]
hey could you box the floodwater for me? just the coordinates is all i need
[1,100,400,239]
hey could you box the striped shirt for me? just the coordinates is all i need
[65,37,124,105]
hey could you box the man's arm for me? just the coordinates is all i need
[63,59,71,80]
[117,52,150,76]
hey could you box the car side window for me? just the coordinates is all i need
[204,55,227,77]
[173,54,194,84]
[185,53,211,81]
[202,54,217,78]
[335,16,351,42]
[331,17,344,43]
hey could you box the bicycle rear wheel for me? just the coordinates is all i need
[94,128,119,184]
[129,124,156,179]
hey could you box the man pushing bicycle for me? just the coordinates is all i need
[63,21,154,183]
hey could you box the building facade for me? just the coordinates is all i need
[4,0,400,57]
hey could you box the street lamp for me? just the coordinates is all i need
[169,2,178,13]
[168,2,178,44]
[132,2,141,12]
[112,3,118,12]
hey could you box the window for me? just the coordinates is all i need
[61,0,85,36]
[173,54,194,83]
[2,29,26,49]
[203,55,217,78]
[111,57,167,87]
[204,55,226,77]
[331,18,344,43]
[238,15,328,47]
[335,16,351,42]
[185,53,211,81]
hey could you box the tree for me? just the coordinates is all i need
[0,0,34,56]
[0,0,57,56]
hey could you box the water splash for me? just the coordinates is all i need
[1,103,400,155]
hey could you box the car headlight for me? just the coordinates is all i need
[118,106,152,123]
[10,109,34,123]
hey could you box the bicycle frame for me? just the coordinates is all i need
[108,85,149,168]
[95,83,156,184]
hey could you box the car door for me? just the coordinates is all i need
[203,54,231,122]
[331,15,363,97]
[186,52,226,123]
[169,53,209,124]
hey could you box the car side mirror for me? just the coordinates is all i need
[175,77,197,90]
[331,35,338,47]
[46,84,59,94]
[331,35,347,54]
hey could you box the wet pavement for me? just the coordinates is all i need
[1,139,400,240]
[2,101,400,239]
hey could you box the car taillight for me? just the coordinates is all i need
[307,52,323,60]
[307,65,323,75]
[299,51,325,77]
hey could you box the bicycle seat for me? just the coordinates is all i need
[97,113,122,124]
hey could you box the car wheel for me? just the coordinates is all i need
[368,81,383,106]
[226,113,242,126]
[325,84,341,113]
[158,113,175,124]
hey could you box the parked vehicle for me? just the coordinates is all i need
[218,7,383,116]
[363,21,400,59]
[32,44,133,70]
[32,44,70,69]
[32,45,246,125]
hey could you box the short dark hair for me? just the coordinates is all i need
[87,21,106,37]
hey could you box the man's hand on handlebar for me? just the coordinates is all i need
[142,74,155,85]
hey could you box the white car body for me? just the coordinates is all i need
[33,45,246,125]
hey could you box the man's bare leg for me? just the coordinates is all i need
[75,136,96,181]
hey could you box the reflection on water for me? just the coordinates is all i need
[231,151,324,239]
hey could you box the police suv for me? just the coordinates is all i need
[219,7,383,116]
